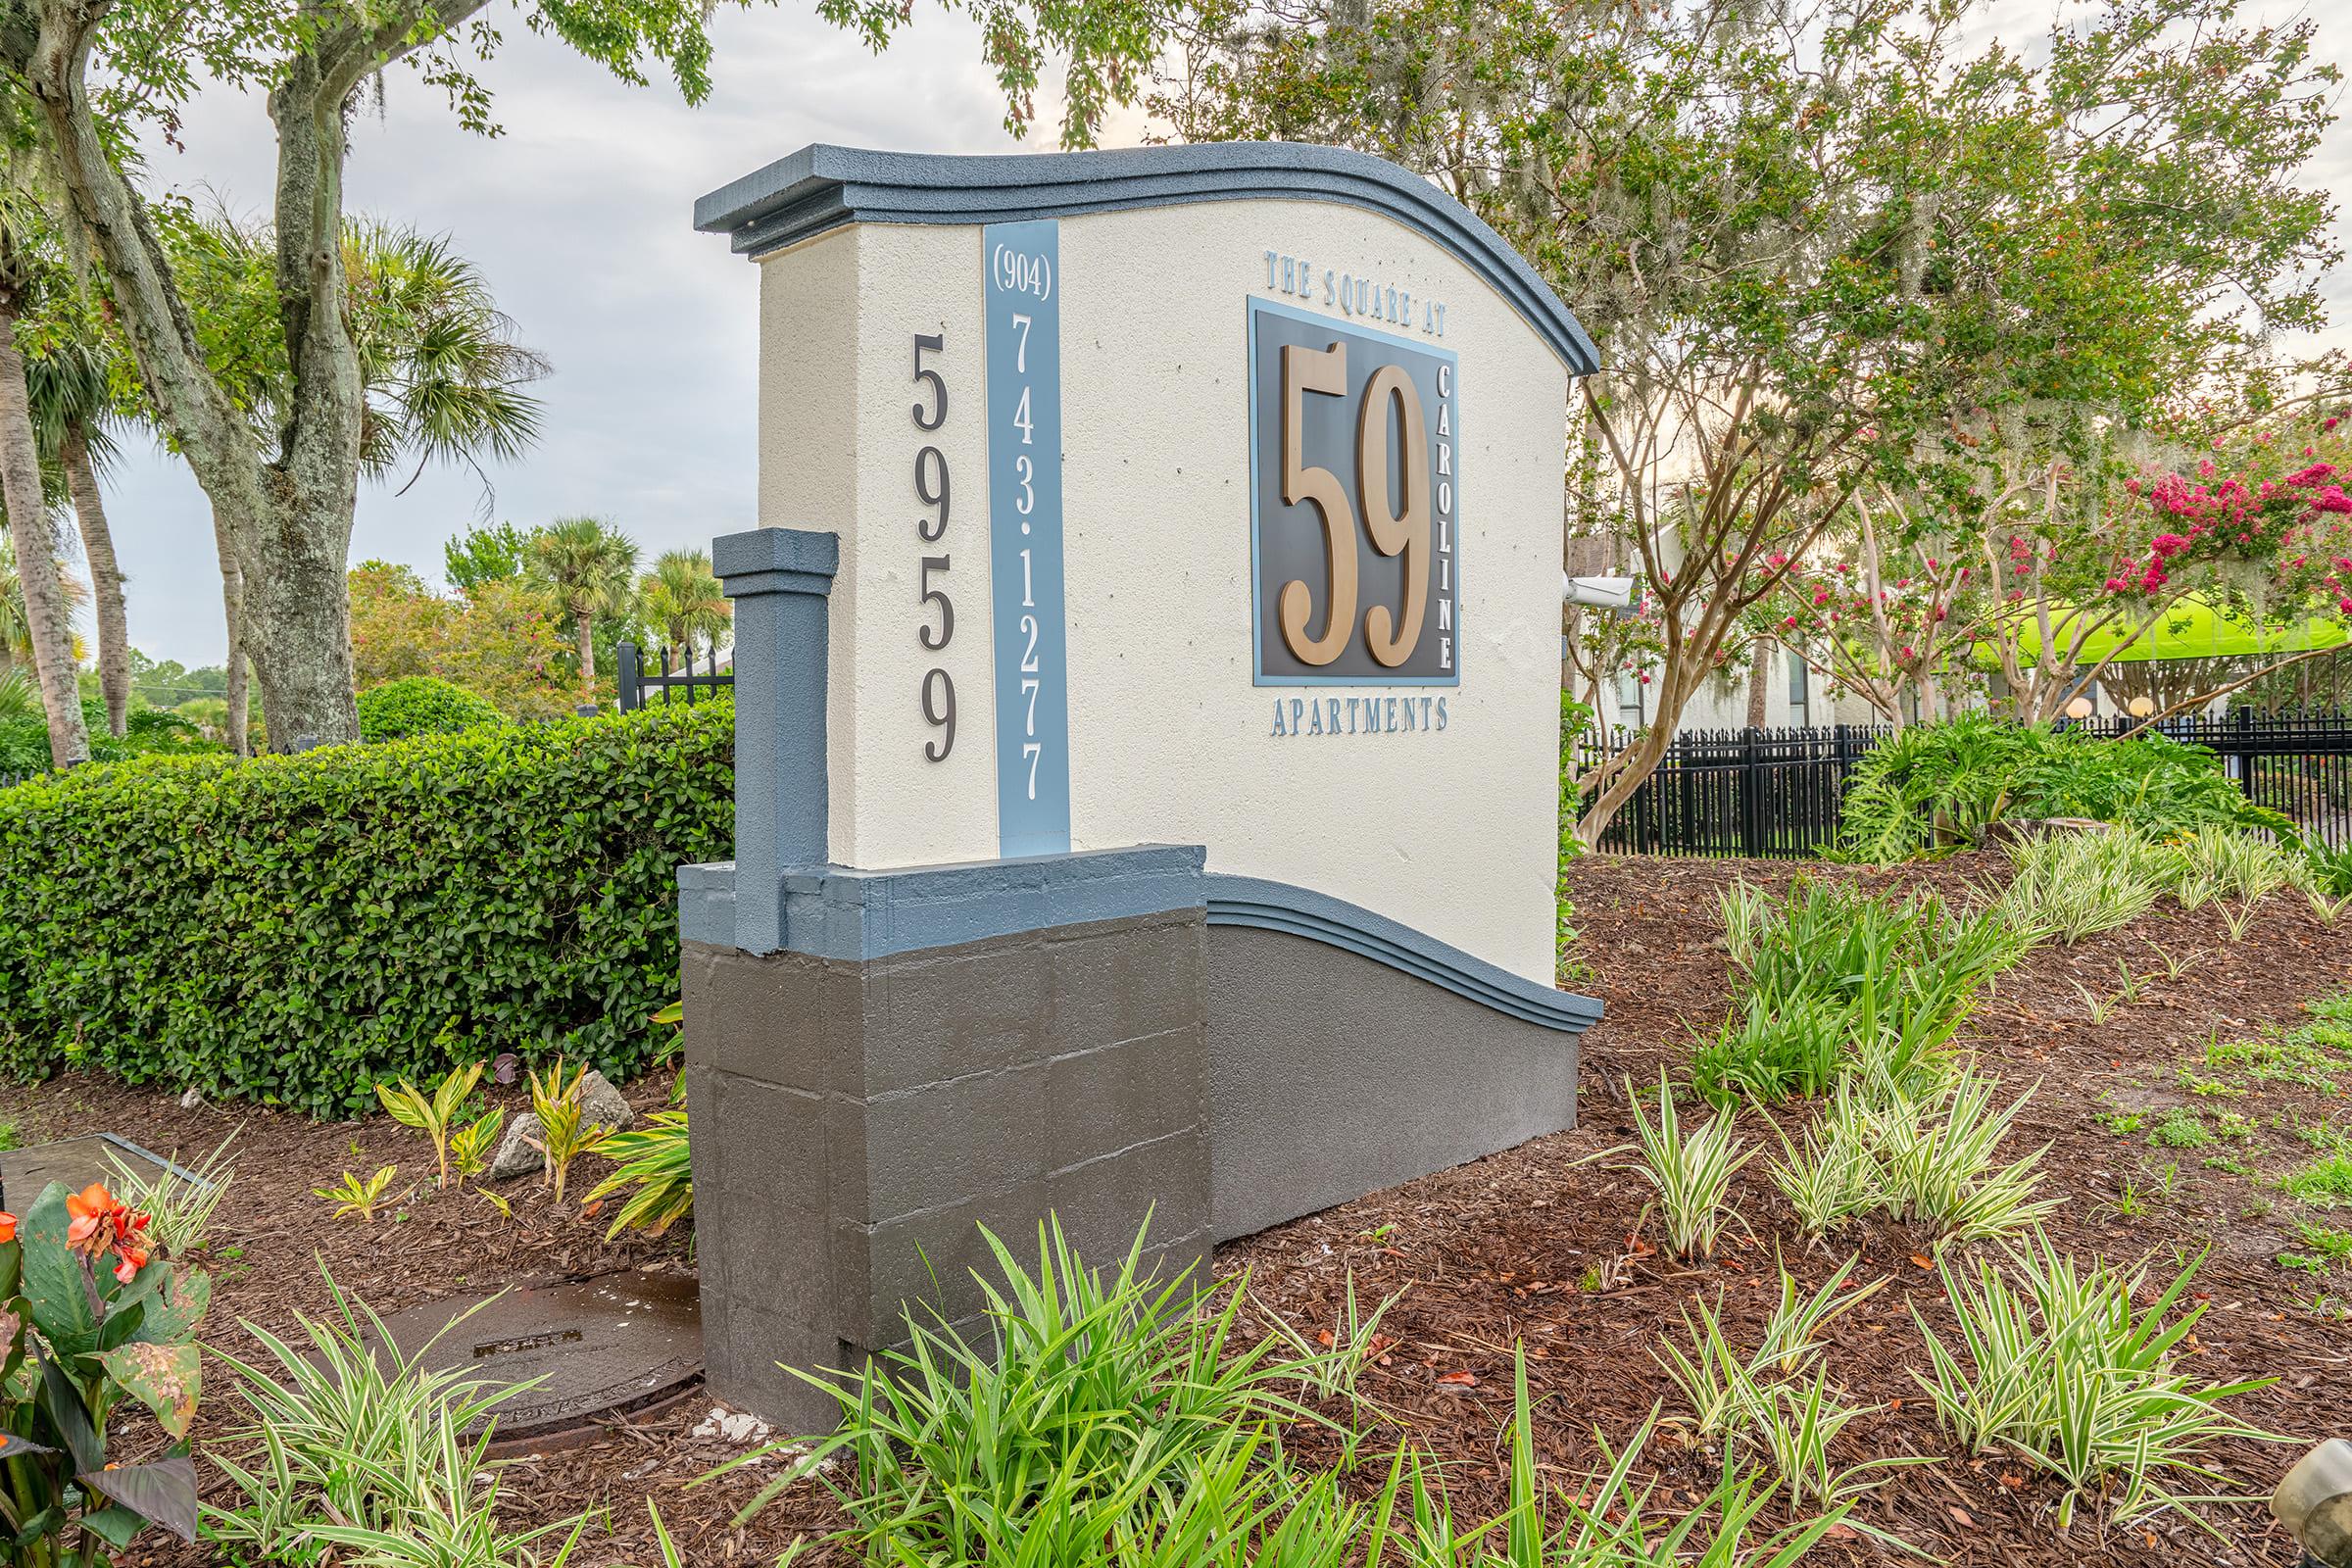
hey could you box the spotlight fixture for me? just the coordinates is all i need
[2274,1440,2352,1568]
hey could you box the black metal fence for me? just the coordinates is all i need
[1581,712,2352,858]
[616,642,733,712]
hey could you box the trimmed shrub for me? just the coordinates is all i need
[1837,714,2290,863]
[356,675,505,741]
[0,703,731,1115]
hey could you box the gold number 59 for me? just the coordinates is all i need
[1277,342,1432,668]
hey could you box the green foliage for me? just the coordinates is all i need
[0,699,221,777]
[1621,1071,1750,1260]
[2279,1221,2352,1273]
[727,1220,1852,1565]
[524,1058,612,1205]
[444,521,533,594]
[448,1109,505,1184]
[378,1061,486,1186]
[0,704,731,1115]
[1767,1069,2055,1248]
[1695,877,2022,1105]
[2282,1153,2352,1206]
[202,1269,585,1567]
[1555,694,1592,981]
[584,1105,690,1239]
[2306,839,2352,898]
[104,1133,236,1255]
[1911,1236,2281,1530]
[1837,716,2292,863]
[0,1180,213,1565]
[1995,830,2171,945]
[356,675,505,742]
[2164,825,2303,907]
[2150,1108,2213,1150]
[314,1166,402,1222]
[730,1215,1344,1555]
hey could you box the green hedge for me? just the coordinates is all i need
[0,704,732,1115]
[357,675,506,741]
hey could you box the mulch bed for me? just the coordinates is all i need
[8,850,2351,1566]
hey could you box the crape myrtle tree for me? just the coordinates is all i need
[1774,392,2352,727]
[1767,0,2343,730]
[1161,0,2340,843]
[1163,0,2014,843]
[0,0,1174,750]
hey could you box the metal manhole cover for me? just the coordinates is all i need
[0,1134,206,1210]
[365,1272,703,1449]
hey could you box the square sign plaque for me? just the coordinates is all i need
[1249,297,1461,685]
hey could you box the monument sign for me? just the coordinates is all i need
[681,142,1603,1427]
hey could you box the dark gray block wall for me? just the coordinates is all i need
[1202,925,1580,1241]
[683,906,1211,1430]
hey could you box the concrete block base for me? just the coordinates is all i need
[680,846,1597,1432]
[683,893,1210,1431]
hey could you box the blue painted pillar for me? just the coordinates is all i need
[712,527,839,954]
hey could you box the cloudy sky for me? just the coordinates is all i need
[96,0,2352,667]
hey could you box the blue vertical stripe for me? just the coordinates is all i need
[984,220,1072,856]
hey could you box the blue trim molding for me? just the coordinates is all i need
[1203,874,1602,1034]
[677,847,1602,1037]
[694,143,1598,376]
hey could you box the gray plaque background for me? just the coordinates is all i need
[1249,297,1461,685]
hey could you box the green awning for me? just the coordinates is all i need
[1974,596,2347,666]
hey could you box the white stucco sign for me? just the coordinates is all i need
[694,143,1598,985]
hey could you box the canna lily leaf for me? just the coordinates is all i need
[77,1504,145,1549]
[17,1185,97,1358]
[128,1268,211,1348]
[99,1341,200,1440]
[0,1431,55,1460]
[33,1344,100,1472]
[79,1456,199,1543]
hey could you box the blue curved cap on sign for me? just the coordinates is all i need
[693,142,1598,376]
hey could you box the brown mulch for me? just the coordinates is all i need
[7,850,2351,1565]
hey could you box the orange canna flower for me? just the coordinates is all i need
[0,1211,15,1244]
[62,1184,152,1276]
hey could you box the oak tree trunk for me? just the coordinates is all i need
[0,299,89,767]
[210,504,252,757]
[14,7,376,752]
[61,424,128,737]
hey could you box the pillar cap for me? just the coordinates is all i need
[713,527,840,587]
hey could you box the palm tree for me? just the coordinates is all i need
[167,210,550,749]
[638,549,729,656]
[342,221,549,491]
[0,532,87,668]
[0,107,87,767]
[25,337,129,736]
[527,516,638,704]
